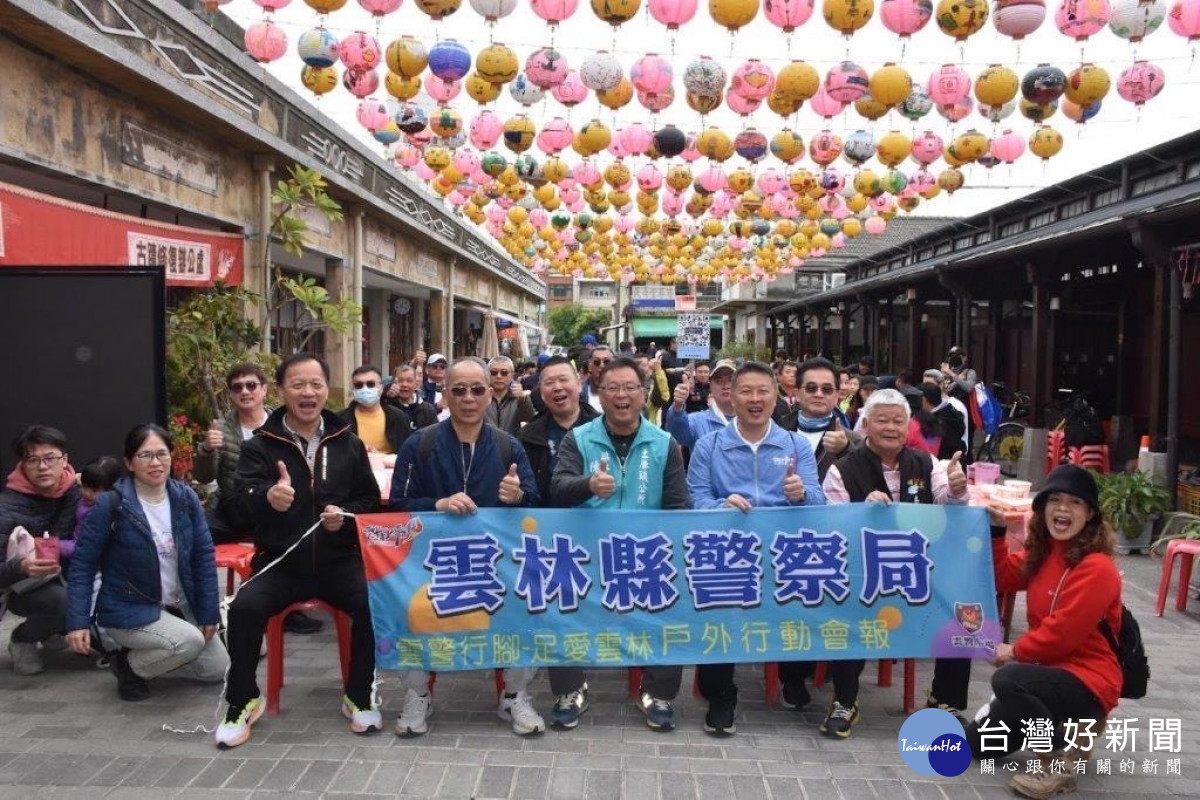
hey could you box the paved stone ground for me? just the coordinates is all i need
[1,551,1197,799]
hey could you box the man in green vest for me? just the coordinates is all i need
[551,356,690,730]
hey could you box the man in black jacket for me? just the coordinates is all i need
[518,356,598,729]
[340,365,413,455]
[384,364,440,429]
[216,353,384,749]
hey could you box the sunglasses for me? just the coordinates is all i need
[489,369,511,377]
[802,383,837,396]
[230,381,260,393]
[591,358,613,366]
[353,380,378,389]
[449,385,489,397]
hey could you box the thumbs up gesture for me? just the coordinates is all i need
[783,459,807,503]
[589,454,616,499]
[267,460,295,512]
[499,462,524,505]
[672,375,691,410]
[204,418,224,451]
[821,416,849,456]
[946,451,968,497]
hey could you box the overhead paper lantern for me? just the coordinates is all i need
[246,21,287,63]
[357,99,390,131]
[1055,0,1110,39]
[537,118,574,154]
[687,90,725,114]
[503,116,537,153]
[990,129,1025,162]
[937,94,974,121]
[552,71,589,106]
[927,64,971,107]
[710,0,762,31]
[732,59,776,100]
[936,0,990,39]
[465,73,501,103]
[298,28,339,68]
[900,86,933,119]
[809,86,846,118]
[1117,60,1165,105]
[854,94,890,119]
[527,48,569,88]
[683,57,728,97]
[978,99,1017,121]
[876,130,912,166]
[825,61,869,103]
[385,72,421,99]
[727,91,761,115]
[470,111,504,148]
[358,0,401,11]
[429,106,464,138]
[809,129,844,165]
[476,43,518,85]
[597,77,634,109]
[531,0,580,23]
[938,167,964,192]
[385,37,427,78]
[649,0,700,27]
[776,60,820,100]
[993,0,1046,38]
[880,0,934,35]
[301,65,338,95]
[631,53,674,96]
[343,68,379,97]
[770,129,805,163]
[1168,0,1200,39]
[843,130,877,166]
[823,0,876,32]
[428,39,471,82]
[414,0,463,17]
[975,64,1018,106]
[424,73,462,102]
[469,0,518,19]
[592,0,642,25]
[655,125,688,157]
[1021,64,1067,104]
[1064,63,1110,105]
[734,129,769,162]
[396,103,429,134]
[1109,0,1166,40]
[1062,98,1102,122]
[911,129,944,163]
[509,74,545,106]
[639,85,676,112]
[868,63,912,106]
[1019,97,1058,120]
[765,0,817,31]
[1029,125,1063,159]
[580,51,623,91]
[697,127,734,160]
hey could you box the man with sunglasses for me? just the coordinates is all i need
[195,364,322,635]
[339,364,413,455]
[483,356,535,436]
[0,425,80,675]
[579,345,614,414]
[418,352,448,410]
[389,357,541,738]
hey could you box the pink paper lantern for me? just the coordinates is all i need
[406,126,432,147]
[560,187,582,204]
[1168,0,1200,40]
[990,129,1026,163]
[245,21,287,64]
[731,59,777,100]
[696,165,727,192]
[537,117,575,154]
[880,0,932,36]
[662,192,684,216]
[809,86,845,119]
[566,198,585,213]
[339,31,382,73]
[927,64,972,107]
[619,123,655,155]
[253,0,292,9]
[909,169,936,193]
[526,48,570,88]
[936,95,974,122]
[453,150,480,174]
[865,216,887,234]
[1117,60,1166,105]
[469,111,503,149]
[631,53,674,96]
[358,0,403,14]
[1055,0,1111,40]
[342,68,380,98]
[608,138,630,158]
[727,91,761,115]
[637,165,664,191]
[681,134,702,162]
[531,0,580,24]
[357,99,390,131]
[551,71,589,106]
[757,168,786,195]
[993,0,1047,39]
[649,0,699,28]
[424,73,462,103]
[825,61,869,103]
[572,160,602,186]
[614,215,635,232]
[448,190,468,207]
[910,130,944,164]
[396,146,421,168]
[530,209,549,227]
[414,161,437,182]
[638,86,676,113]
[764,0,816,31]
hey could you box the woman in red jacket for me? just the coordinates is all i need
[967,465,1123,800]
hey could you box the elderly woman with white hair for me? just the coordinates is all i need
[816,388,971,739]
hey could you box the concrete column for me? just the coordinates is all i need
[446,257,457,358]
[1029,265,1049,426]
[838,303,850,363]
[908,297,923,372]
[249,155,275,345]
[350,208,365,367]
[367,289,388,371]
[413,294,427,355]
[325,257,352,398]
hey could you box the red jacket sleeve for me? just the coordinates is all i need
[1013,554,1122,665]
[991,535,1028,595]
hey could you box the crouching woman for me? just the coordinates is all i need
[66,424,228,700]
[966,465,1123,799]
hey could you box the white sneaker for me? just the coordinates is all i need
[342,695,382,734]
[395,689,432,737]
[498,690,546,736]
[215,696,264,749]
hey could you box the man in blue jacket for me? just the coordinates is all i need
[664,359,737,450]
[389,356,541,738]
[550,356,690,730]
[687,362,826,736]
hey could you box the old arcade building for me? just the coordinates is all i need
[0,0,545,390]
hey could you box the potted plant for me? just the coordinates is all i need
[1096,470,1173,554]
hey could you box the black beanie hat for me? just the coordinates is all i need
[1032,465,1101,515]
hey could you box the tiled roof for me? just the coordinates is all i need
[803,216,959,272]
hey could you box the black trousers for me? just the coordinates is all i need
[225,556,375,709]
[966,663,1104,759]
[779,659,866,705]
[548,667,585,696]
[930,658,972,711]
[6,580,67,643]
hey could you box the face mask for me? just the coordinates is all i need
[353,387,381,406]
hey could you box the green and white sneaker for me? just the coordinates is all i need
[215,696,264,749]
[342,695,383,734]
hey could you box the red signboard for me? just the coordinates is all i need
[0,181,243,287]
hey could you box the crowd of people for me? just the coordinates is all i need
[0,338,1125,798]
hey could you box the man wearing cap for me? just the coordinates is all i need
[420,352,448,409]
[579,345,614,415]
[664,359,737,451]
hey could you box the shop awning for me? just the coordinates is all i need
[0,181,244,287]
[631,316,724,337]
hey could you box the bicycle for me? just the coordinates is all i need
[973,383,1032,477]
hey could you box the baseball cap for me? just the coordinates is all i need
[427,353,448,367]
[711,359,737,379]
[580,334,598,346]
[923,369,945,383]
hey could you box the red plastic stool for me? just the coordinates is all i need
[627,666,643,699]
[265,599,352,715]
[214,542,254,597]
[1046,431,1067,475]
[1155,539,1200,616]
[764,662,780,706]
[1069,444,1111,474]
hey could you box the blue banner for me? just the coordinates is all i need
[357,505,999,672]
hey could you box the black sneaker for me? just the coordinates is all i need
[283,611,323,634]
[819,701,859,739]
[703,688,737,737]
[112,649,150,702]
[779,681,811,711]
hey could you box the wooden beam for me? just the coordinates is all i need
[1029,264,1049,427]
[1129,222,1172,438]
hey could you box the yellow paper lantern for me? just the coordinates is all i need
[465,73,501,104]
[301,66,338,96]
[841,218,863,237]
[502,116,536,153]
[605,162,632,188]
[898,195,921,212]
[767,91,802,118]
[776,61,821,102]
[853,169,883,197]
[476,43,518,85]
[942,148,968,167]
[709,0,761,32]
[577,119,612,155]
[542,157,570,183]
[429,107,463,139]
[876,131,912,167]
[304,0,348,12]
[854,95,890,121]
[788,168,816,193]
[385,72,422,100]
[533,184,557,204]
[1020,98,1057,122]
[696,127,734,161]
[847,192,869,213]
[771,129,805,164]
[949,129,989,162]
[1064,63,1110,106]
[592,0,642,26]
[823,0,875,35]
[386,36,428,78]
[935,0,988,41]
[667,165,694,191]
[424,146,451,170]
[937,167,964,193]
[868,63,912,107]
[414,0,463,20]
[507,206,529,224]
[975,64,1019,107]
[1029,125,1063,161]
[727,168,755,193]
[597,78,634,110]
